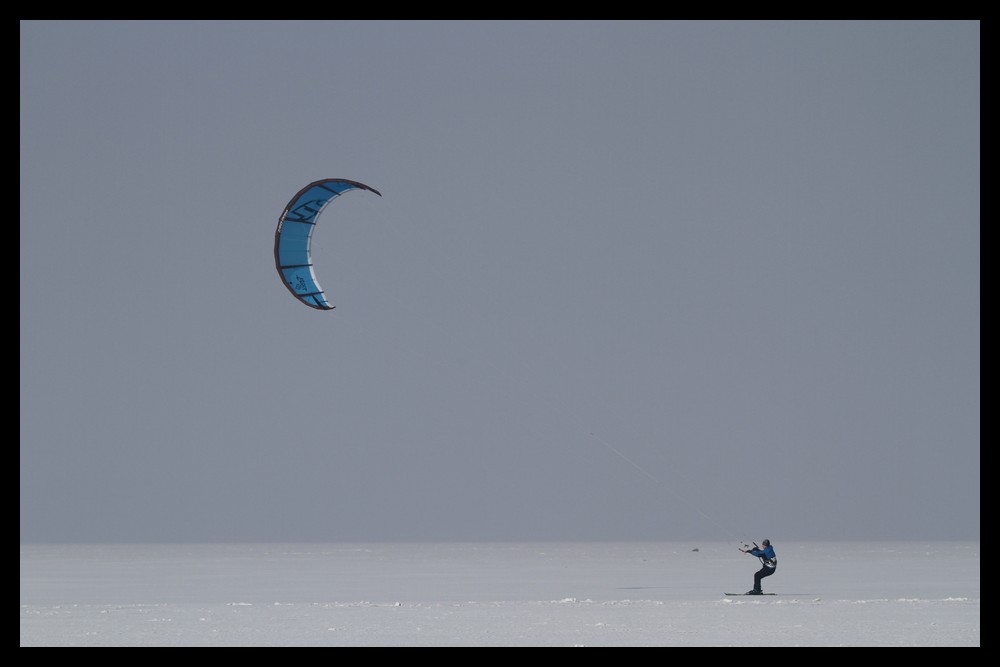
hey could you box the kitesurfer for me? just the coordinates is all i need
[740,539,777,595]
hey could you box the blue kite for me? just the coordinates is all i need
[274,178,382,310]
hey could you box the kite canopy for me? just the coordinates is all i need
[274,178,381,310]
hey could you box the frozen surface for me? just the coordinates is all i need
[20,542,979,646]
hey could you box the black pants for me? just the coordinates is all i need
[754,565,775,591]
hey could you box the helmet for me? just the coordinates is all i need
[762,539,770,547]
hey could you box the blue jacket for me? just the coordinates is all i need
[749,544,776,567]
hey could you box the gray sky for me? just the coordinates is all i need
[20,21,979,543]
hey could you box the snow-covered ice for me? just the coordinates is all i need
[20,542,979,646]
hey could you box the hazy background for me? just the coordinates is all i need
[20,21,979,543]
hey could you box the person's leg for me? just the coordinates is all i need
[755,566,774,592]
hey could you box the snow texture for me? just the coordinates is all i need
[20,542,979,646]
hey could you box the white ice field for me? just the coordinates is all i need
[20,541,979,646]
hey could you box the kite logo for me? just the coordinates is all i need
[288,200,326,223]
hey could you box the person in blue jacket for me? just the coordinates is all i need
[740,539,777,594]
